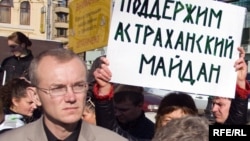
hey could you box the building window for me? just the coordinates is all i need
[58,0,68,7]
[56,12,68,22]
[0,0,12,23]
[56,28,67,37]
[20,1,30,25]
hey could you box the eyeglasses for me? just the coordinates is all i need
[36,82,88,97]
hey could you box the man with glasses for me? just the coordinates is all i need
[0,48,127,141]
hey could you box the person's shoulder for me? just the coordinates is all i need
[20,50,33,61]
[0,114,25,130]
[0,119,40,139]
[84,123,128,141]
[141,112,155,126]
[26,49,34,59]
[1,56,15,65]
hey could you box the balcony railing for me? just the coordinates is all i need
[55,19,68,23]
[54,34,67,38]
[54,6,69,13]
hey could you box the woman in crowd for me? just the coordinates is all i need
[1,31,33,83]
[0,78,41,124]
[0,91,25,134]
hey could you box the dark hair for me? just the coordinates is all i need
[155,92,198,129]
[114,84,143,94]
[0,78,32,108]
[114,85,144,106]
[8,31,32,47]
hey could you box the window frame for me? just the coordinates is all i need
[20,1,30,25]
[0,0,12,23]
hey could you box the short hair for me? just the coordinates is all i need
[212,96,231,101]
[29,48,87,86]
[113,84,144,106]
[152,116,209,141]
[155,92,198,129]
[114,84,143,94]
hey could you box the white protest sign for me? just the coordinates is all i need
[107,0,246,98]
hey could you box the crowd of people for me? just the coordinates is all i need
[0,31,249,141]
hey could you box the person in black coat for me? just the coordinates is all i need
[1,31,33,84]
[94,84,154,140]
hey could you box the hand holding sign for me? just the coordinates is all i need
[235,47,248,90]
[93,57,113,96]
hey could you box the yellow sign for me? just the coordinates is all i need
[69,0,111,53]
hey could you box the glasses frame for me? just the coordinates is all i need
[36,82,88,97]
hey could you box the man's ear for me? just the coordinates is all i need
[26,87,41,106]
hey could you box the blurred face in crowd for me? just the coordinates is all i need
[8,40,25,57]
[82,106,96,125]
[35,56,87,124]
[114,99,142,124]
[11,95,37,117]
[212,97,231,124]
[82,96,96,125]
[159,108,186,127]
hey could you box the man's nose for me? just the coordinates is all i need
[64,88,77,102]
[32,103,37,109]
[211,104,218,112]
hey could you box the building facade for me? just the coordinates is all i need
[0,0,69,44]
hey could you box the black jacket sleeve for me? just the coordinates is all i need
[94,99,151,141]
[224,95,248,125]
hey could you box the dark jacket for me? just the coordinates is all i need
[214,84,249,125]
[1,50,33,83]
[95,98,153,141]
[4,108,41,124]
[223,95,248,125]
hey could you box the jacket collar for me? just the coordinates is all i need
[26,116,97,141]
